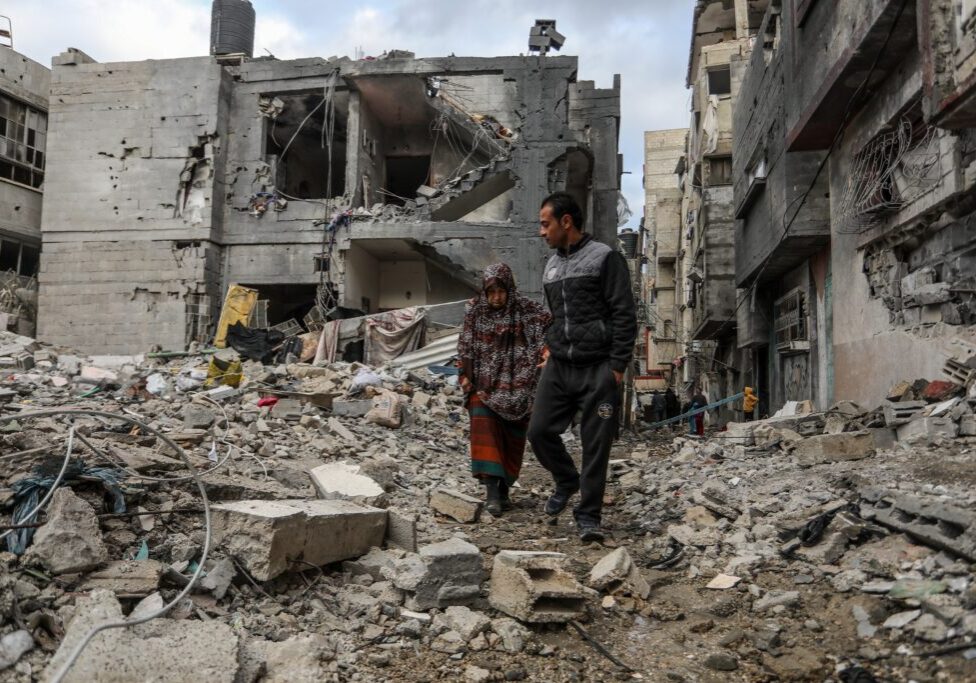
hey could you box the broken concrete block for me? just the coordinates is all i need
[438,605,491,641]
[330,398,373,417]
[792,431,874,467]
[326,417,360,444]
[386,509,418,552]
[430,488,483,523]
[344,547,402,580]
[392,538,483,610]
[896,417,959,442]
[491,617,531,653]
[868,427,898,450]
[26,487,108,575]
[79,560,163,598]
[210,500,306,581]
[309,461,387,507]
[283,498,387,566]
[182,402,216,429]
[795,527,849,565]
[199,557,237,599]
[723,421,755,446]
[271,397,303,420]
[959,414,976,437]
[489,550,587,623]
[883,400,927,426]
[588,547,650,599]
[246,634,334,683]
[79,366,119,384]
[861,487,976,561]
[0,630,33,671]
[45,590,239,683]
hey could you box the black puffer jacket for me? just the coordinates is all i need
[542,234,637,372]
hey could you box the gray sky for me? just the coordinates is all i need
[4,0,692,228]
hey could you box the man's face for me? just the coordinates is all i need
[539,205,572,249]
[486,284,508,310]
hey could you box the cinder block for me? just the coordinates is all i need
[861,487,976,561]
[210,500,306,581]
[882,401,926,426]
[430,488,483,523]
[489,551,587,623]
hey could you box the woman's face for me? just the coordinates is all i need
[486,283,508,310]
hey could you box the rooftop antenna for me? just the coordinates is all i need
[0,16,12,49]
[527,19,565,56]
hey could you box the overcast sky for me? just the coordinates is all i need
[4,0,692,229]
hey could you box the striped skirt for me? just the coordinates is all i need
[467,392,528,484]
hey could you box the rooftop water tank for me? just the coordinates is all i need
[210,0,255,58]
[619,230,638,258]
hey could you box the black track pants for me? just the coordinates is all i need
[527,358,619,525]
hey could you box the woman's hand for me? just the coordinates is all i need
[459,375,472,393]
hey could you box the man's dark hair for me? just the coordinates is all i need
[541,192,584,230]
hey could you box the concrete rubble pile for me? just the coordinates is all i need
[0,329,662,682]
[1,327,976,680]
[616,371,976,680]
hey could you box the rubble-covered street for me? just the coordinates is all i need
[0,328,974,682]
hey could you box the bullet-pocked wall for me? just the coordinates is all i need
[37,52,621,354]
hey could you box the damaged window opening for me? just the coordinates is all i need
[386,156,431,206]
[774,288,807,350]
[707,66,732,96]
[239,283,319,330]
[0,94,46,190]
[0,239,38,277]
[264,90,348,200]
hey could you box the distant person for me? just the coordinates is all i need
[689,388,708,436]
[528,192,637,543]
[650,391,666,427]
[743,386,758,422]
[458,263,551,516]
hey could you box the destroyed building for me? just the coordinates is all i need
[732,0,976,411]
[640,129,687,387]
[639,0,770,419]
[36,9,622,355]
[644,0,976,418]
[0,42,48,337]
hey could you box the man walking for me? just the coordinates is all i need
[528,192,637,542]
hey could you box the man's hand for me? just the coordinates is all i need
[537,346,550,369]
[612,369,623,385]
[459,375,472,393]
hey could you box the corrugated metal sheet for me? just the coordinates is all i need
[392,333,460,370]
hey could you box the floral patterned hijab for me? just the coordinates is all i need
[457,263,552,420]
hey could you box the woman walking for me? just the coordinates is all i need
[458,263,551,516]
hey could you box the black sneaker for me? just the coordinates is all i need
[544,488,576,516]
[577,522,605,543]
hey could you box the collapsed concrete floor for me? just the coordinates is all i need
[0,331,975,681]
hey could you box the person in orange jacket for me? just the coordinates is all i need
[743,386,759,421]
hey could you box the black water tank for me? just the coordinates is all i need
[210,0,255,57]
[619,230,638,258]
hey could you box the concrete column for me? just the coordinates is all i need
[345,91,362,207]
[734,0,750,39]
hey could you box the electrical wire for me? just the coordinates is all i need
[0,427,75,543]
[0,409,212,683]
